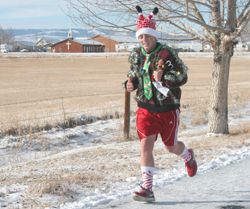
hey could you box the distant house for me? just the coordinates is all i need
[50,38,104,53]
[115,42,139,52]
[91,34,138,52]
[203,38,250,52]
[167,41,203,52]
[91,35,119,52]
[15,41,34,52]
[202,43,213,52]
[235,38,250,52]
[36,38,53,52]
[0,44,13,53]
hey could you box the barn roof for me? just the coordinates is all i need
[74,38,104,45]
[91,34,137,43]
[51,38,104,47]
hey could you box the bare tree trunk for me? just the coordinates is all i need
[208,40,233,134]
[208,0,237,134]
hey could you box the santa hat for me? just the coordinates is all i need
[135,6,159,39]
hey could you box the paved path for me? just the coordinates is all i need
[99,157,250,209]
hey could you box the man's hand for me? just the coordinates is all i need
[153,69,163,82]
[126,77,134,92]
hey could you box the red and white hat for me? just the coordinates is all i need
[135,6,159,39]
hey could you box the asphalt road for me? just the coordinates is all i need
[99,157,250,209]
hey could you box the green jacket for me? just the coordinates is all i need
[127,42,188,112]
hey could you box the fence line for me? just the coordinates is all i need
[0,92,123,108]
[0,104,124,125]
[0,91,138,137]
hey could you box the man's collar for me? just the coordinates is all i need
[141,42,162,56]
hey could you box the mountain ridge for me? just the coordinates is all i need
[12,28,104,44]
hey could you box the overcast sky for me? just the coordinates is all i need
[0,0,75,29]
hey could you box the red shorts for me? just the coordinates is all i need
[136,107,180,146]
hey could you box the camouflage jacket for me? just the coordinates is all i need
[127,42,188,112]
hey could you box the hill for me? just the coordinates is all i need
[12,28,99,44]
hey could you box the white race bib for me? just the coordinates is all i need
[152,82,169,97]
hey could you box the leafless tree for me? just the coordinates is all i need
[0,26,14,44]
[66,0,250,134]
[242,17,250,40]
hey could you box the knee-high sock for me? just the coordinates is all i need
[141,166,154,191]
[180,147,191,163]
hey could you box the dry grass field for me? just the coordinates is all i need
[0,54,249,134]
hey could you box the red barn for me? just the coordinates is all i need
[91,35,119,52]
[51,38,104,53]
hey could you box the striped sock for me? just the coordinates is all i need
[180,147,191,163]
[141,166,154,191]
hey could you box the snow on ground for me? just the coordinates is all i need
[1,51,250,59]
[0,103,250,209]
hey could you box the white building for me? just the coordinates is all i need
[235,39,250,52]
[171,41,203,52]
[108,34,138,52]
[0,44,13,53]
[115,42,139,52]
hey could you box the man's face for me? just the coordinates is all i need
[138,34,157,53]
